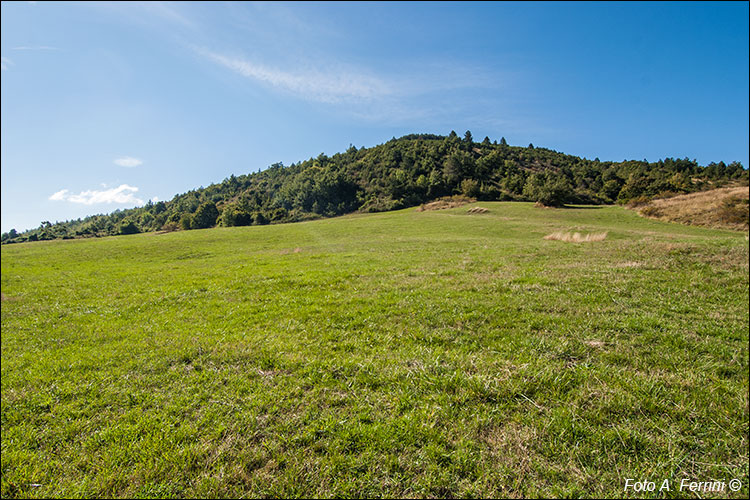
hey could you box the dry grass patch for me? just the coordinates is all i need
[633,186,749,231]
[280,247,302,255]
[584,340,607,348]
[416,195,475,212]
[543,231,608,243]
[613,261,643,268]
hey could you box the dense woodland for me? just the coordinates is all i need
[2,132,747,244]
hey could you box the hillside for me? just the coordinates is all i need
[632,185,749,231]
[2,132,747,244]
[2,203,747,497]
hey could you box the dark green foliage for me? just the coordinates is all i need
[119,220,140,235]
[192,201,219,229]
[3,133,746,243]
[180,214,193,231]
[460,178,480,198]
[523,173,573,207]
[1,229,18,242]
[219,202,254,227]
[253,211,269,225]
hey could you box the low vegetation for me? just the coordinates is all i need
[416,195,475,212]
[2,132,746,244]
[2,202,747,498]
[543,231,608,243]
[632,185,749,231]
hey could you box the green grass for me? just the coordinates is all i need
[2,202,748,498]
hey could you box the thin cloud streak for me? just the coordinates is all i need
[11,46,60,51]
[114,157,143,168]
[1,57,13,71]
[49,185,145,206]
[142,1,195,28]
[197,48,392,104]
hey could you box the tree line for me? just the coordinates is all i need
[3,132,746,244]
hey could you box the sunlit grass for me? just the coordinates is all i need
[2,202,748,498]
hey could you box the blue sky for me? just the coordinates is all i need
[1,1,748,233]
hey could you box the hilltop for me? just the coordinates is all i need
[2,132,746,243]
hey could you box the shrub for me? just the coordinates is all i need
[119,221,140,235]
[180,214,193,231]
[460,179,480,198]
[625,196,651,208]
[192,202,219,229]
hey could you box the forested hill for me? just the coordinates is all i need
[3,131,747,243]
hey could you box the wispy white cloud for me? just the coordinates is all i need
[12,46,60,51]
[142,1,194,28]
[197,48,392,104]
[1,57,13,71]
[106,2,512,125]
[48,190,69,201]
[49,185,145,206]
[194,44,510,126]
[114,157,143,167]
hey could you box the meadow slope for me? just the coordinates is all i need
[2,202,748,498]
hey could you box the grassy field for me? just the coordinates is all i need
[2,202,748,498]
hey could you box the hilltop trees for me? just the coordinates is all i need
[1,229,18,243]
[3,133,746,244]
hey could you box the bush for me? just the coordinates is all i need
[253,212,269,225]
[220,205,253,226]
[524,174,571,207]
[119,221,140,235]
[460,179,480,198]
[192,202,219,229]
[160,222,180,233]
[625,195,652,208]
[180,214,193,231]
[359,196,402,213]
